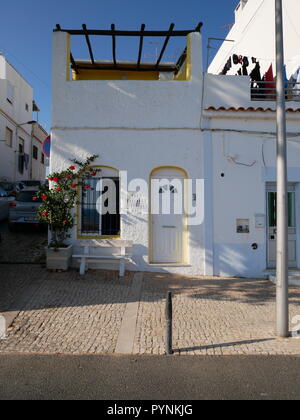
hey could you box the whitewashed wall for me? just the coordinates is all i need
[204,110,300,277]
[0,55,33,182]
[51,26,300,278]
[51,31,208,275]
[31,124,48,181]
[209,0,300,78]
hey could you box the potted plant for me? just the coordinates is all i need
[34,155,98,270]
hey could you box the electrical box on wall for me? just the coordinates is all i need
[255,214,265,228]
[236,219,250,233]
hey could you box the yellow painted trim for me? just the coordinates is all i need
[186,35,192,81]
[77,235,121,240]
[76,165,120,240]
[73,69,159,81]
[174,36,192,81]
[83,164,119,172]
[148,166,189,264]
[66,34,71,81]
[150,165,189,178]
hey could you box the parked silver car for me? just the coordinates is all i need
[0,181,26,197]
[0,188,15,221]
[8,189,44,231]
[21,180,42,188]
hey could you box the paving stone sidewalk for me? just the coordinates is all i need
[133,274,300,355]
[0,266,131,354]
[0,265,300,355]
[0,222,47,264]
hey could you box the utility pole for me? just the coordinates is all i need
[275,0,289,337]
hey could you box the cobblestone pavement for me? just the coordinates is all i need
[133,274,300,355]
[0,221,47,264]
[0,265,300,355]
[0,267,132,354]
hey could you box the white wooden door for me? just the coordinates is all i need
[151,172,185,264]
[267,186,297,268]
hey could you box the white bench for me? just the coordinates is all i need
[72,239,133,277]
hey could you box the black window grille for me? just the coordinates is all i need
[81,177,120,236]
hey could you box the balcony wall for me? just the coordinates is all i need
[204,73,300,111]
[52,32,203,130]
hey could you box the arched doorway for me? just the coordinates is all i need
[150,167,188,264]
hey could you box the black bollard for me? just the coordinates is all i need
[165,291,173,355]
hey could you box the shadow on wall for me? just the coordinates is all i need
[204,74,251,109]
[213,243,267,278]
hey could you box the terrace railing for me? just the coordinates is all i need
[251,80,300,101]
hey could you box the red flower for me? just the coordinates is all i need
[48,177,53,182]
[69,165,76,171]
[63,220,67,225]
[91,171,97,176]
[84,185,90,190]
[56,187,62,191]
[42,211,47,217]
[53,177,59,183]
[41,194,48,201]
[32,197,37,201]
[71,184,77,189]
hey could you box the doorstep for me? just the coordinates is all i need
[148,263,192,267]
[269,273,300,286]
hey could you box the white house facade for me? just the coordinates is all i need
[0,54,48,183]
[51,6,300,278]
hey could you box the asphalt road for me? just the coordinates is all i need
[0,221,8,233]
[0,354,299,401]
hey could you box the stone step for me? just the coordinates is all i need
[269,274,300,286]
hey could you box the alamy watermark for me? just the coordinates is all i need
[95,171,205,226]
[0,315,6,340]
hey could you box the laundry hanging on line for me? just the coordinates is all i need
[249,62,263,99]
[220,54,253,75]
[287,64,300,100]
[219,53,298,101]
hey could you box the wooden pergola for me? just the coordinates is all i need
[54,23,203,75]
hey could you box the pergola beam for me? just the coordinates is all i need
[75,64,177,72]
[137,24,145,68]
[82,24,95,64]
[175,47,187,74]
[111,24,117,67]
[155,23,175,68]
[54,23,204,74]
[54,27,203,37]
[70,53,79,74]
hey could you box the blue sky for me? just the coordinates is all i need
[0,0,239,132]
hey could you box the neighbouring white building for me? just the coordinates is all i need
[0,54,48,183]
[51,1,300,278]
[209,0,300,78]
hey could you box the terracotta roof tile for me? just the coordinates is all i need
[205,106,300,113]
